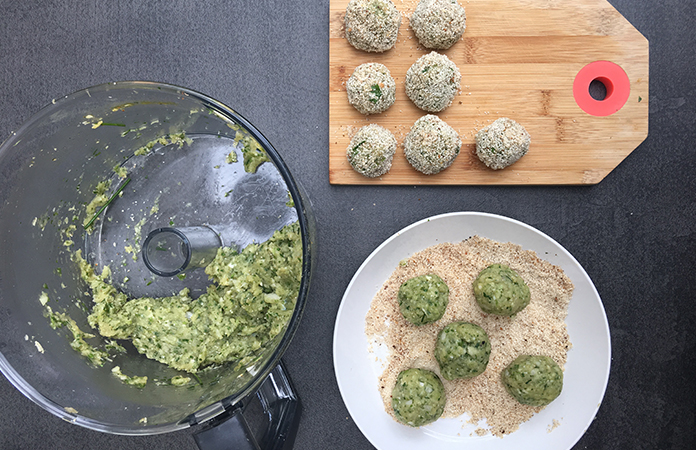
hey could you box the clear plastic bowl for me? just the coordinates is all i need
[0,81,314,436]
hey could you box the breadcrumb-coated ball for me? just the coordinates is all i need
[501,355,564,406]
[347,124,397,178]
[391,368,446,427]
[405,51,461,112]
[410,0,467,50]
[345,0,402,53]
[346,63,396,115]
[404,115,461,175]
[475,118,531,170]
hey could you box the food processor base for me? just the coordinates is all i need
[193,361,301,450]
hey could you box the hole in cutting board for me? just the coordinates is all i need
[589,78,609,101]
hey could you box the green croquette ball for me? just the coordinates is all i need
[501,355,564,406]
[473,263,530,316]
[398,273,449,325]
[435,322,491,380]
[391,368,446,427]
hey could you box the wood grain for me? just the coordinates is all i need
[329,0,649,185]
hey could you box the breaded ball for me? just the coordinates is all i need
[501,355,564,406]
[397,273,449,325]
[346,124,397,178]
[410,0,467,50]
[435,322,491,380]
[345,0,402,53]
[403,114,461,175]
[473,263,531,316]
[405,51,461,112]
[346,63,396,115]
[391,368,446,427]
[475,118,531,170]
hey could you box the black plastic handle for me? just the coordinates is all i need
[193,361,301,450]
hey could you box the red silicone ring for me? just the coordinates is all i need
[573,61,630,117]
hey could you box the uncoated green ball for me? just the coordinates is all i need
[501,355,564,406]
[398,273,449,325]
[435,322,491,380]
[391,368,446,427]
[473,264,530,316]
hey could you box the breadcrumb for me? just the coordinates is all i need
[365,236,573,437]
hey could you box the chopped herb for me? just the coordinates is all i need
[638,96,643,102]
[84,178,131,229]
[351,140,367,156]
[100,122,126,127]
[369,84,382,103]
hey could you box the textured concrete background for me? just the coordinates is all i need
[0,1,694,449]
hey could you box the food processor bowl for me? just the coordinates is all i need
[0,82,314,447]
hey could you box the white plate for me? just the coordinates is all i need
[333,212,610,450]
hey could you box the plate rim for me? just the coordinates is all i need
[332,211,611,450]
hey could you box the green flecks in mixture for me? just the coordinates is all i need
[113,164,128,179]
[285,192,295,208]
[111,366,148,388]
[170,375,191,386]
[77,222,302,373]
[45,306,111,367]
[104,339,127,354]
[134,132,193,156]
[226,150,238,164]
[83,178,131,230]
[124,245,137,261]
[83,180,112,227]
[61,224,77,243]
[123,217,148,261]
[32,214,51,231]
[240,136,270,174]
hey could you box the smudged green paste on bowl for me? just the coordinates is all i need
[75,222,302,374]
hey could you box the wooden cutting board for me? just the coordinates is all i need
[329,0,649,185]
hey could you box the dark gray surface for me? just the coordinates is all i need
[0,0,694,449]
